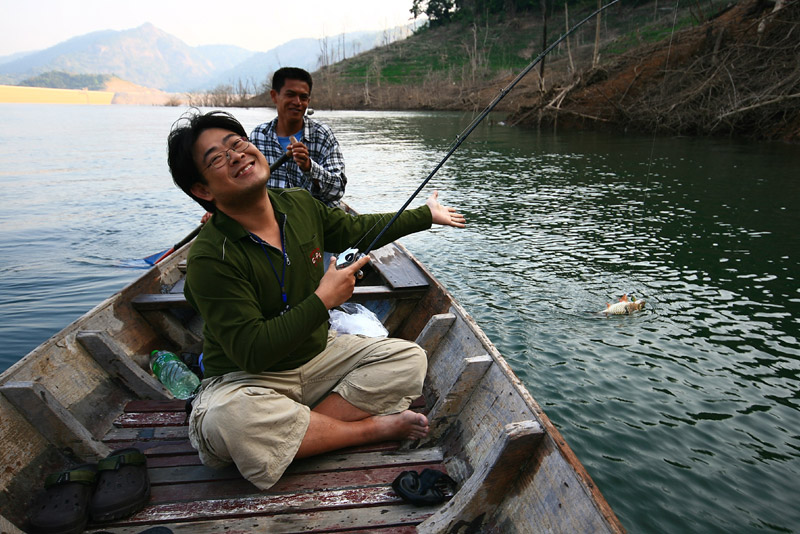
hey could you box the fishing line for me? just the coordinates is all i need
[347,212,391,252]
[638,0,681,252]
[643,0,681,192]
[337,0,622,270]
[626,0,680,305]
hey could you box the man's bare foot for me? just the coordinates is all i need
[297,409,430,459]
[371,410,429,441]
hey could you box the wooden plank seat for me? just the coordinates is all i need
[130,293,194,311]
[131,284,429,311]
[86,397,447,533]
[131,244,430,312]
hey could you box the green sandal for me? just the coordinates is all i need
[89,448,151,522]
[27,463,98,534]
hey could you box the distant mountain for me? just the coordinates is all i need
[0,50,36,66]
[0,24,254,91]
[207,26,416,91]
[0,23,416,93]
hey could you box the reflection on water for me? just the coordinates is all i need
[1,105,798,533]
[333,112,799,533]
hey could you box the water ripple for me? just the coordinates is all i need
[2,107,799,534]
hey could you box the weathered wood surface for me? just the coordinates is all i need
[81,400,447,532]
[0,381,110,460]
[131,284,428,310]
[76,330,172,400]
[368,245,430,290]
[88,509,427,533]
[412,300,624,533]
[1,237,625,533]
[131,293,194,310]
[0,514,24,534]
[418,420,545,533]
[0,252,182,524]
[421,353,493,444]
[414,312,456,355]
[351,284,428,301]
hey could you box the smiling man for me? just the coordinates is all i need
[250,67,346,207]
[166,110,466,491]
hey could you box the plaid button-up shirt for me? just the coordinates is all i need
[249,117,347,207]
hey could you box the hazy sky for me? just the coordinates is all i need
[0,0,419,57]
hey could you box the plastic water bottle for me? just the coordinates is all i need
[150,350,200,399]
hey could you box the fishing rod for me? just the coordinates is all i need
[336,0,621,272]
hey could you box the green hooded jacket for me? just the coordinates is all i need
[185,188,432,377]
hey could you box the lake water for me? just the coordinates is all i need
[1,103,798,533]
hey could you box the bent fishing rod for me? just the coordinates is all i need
[336,0,620,271]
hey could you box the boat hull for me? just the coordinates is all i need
[0,237,624,533]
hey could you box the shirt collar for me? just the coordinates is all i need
[211,190,287,242]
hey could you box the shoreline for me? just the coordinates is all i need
[0,84,114,104]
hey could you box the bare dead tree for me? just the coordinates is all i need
[318,37,331,69]
[539,0,548,91]
[565,1,576,74]
[592,0,602,68]
[509,0,799,142]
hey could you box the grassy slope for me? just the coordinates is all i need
[306,0,799,142]
[309,0,698,111]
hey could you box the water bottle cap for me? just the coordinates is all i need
[150,350,178,376]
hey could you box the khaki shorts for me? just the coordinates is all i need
[188,332,426,490]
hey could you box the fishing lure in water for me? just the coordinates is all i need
[335,0,621,273]
[600,294,646,315]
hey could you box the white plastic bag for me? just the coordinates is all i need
[329,303,388,338]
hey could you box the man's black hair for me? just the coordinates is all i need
[271,67,313,94]
[167,109,247,213]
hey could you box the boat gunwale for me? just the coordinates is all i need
[1,236,625,533]
[393,241,624,532]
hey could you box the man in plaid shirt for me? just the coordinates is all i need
[250,68,347,208]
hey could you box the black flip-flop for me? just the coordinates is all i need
[27,463,98,534]
[391,468,457,506]
[89,448,151,522]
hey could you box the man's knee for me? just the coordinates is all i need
[390,339,428,380]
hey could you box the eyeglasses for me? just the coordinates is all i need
[205,137,250,170]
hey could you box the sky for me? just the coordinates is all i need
[0,0,420,57]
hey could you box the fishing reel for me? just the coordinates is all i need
[336,247,365,279]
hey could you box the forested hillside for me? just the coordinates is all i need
[18,71,111,90]
[301,0,799,142]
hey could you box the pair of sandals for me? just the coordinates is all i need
[27,448,151,534]
[391,468,457,506]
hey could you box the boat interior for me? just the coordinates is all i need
[0,241,622,533]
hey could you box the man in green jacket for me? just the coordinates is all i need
[167,110,466,490]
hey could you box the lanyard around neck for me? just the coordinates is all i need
[250,221,289,314]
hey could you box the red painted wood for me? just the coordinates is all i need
[112,486,404,523]
[87,506,431,533]
[336,528,418,534]
[145,454,202,468]
[334,528,418,534]
[116,440,198,456]
[115,411,188,427]
[149,478,258,502]
[336,441,402,454]
[148,464,447,503]
[125,399,187,412]
[409,396,427,409]
[109,398,447,533]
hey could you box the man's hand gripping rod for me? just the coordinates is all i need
[335,0,620,275]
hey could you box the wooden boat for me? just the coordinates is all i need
[0,231,625,533]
